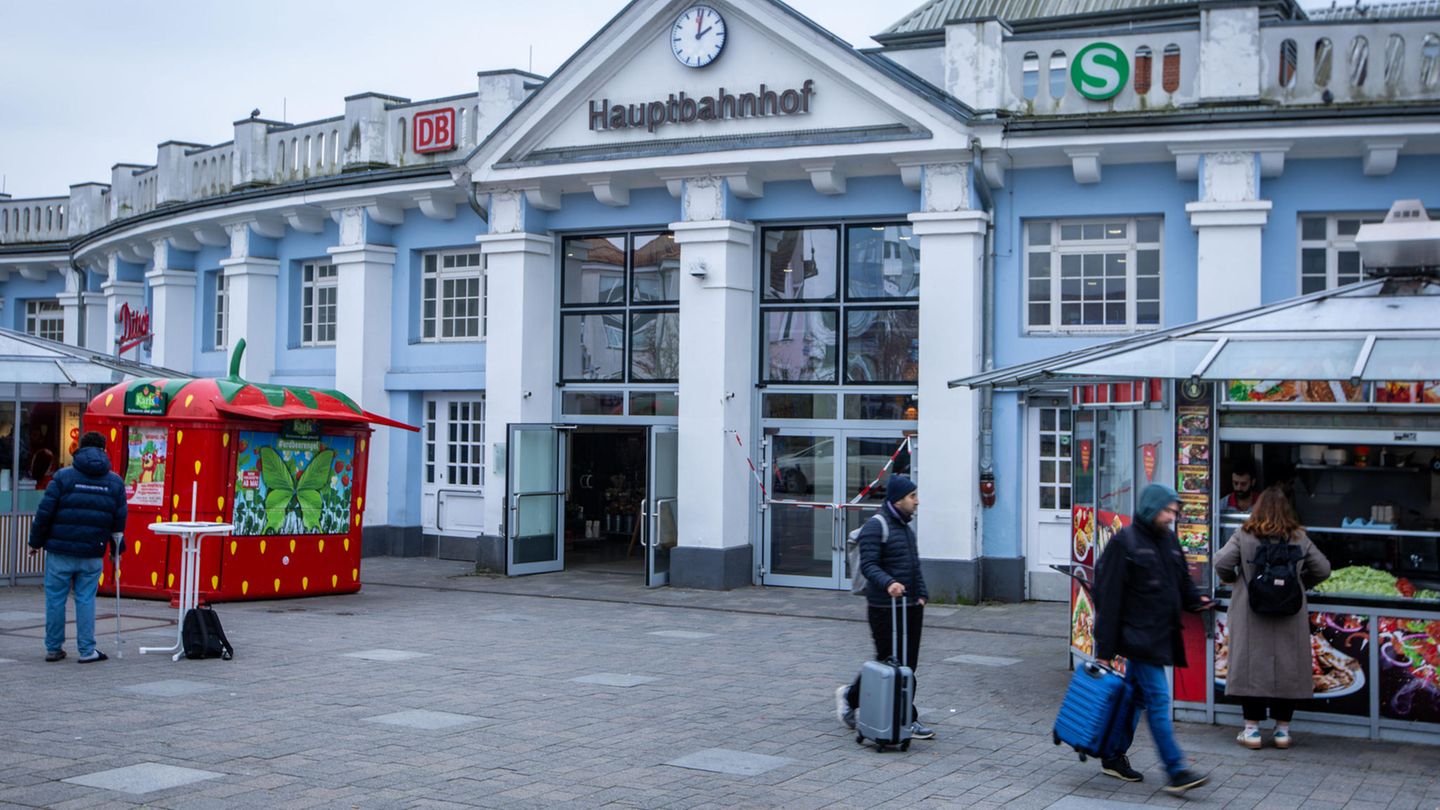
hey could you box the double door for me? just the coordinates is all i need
[761,430,915,589]
[505,423,676,586]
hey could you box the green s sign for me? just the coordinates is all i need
[1071,42,1130,101]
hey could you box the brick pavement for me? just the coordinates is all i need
[0,557,1436,809]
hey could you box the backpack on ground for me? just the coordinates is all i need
[1247,537,1305,616]
[182,607,235,660]
[845,513,890,595]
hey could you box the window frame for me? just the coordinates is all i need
[559,231,680,385]
[1034,404,1074,513]
[213,269,229,351]
[1023,217,1163,335]
[1296,211,1384,294]
[420,248,487,343]
[299,259,338,347]
[24,299,64,342]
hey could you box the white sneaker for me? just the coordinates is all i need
[1273,727,1292,749]
[834,685,855,729]
[1236,727,1262,749]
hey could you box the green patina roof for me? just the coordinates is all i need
[880,0,1202,37]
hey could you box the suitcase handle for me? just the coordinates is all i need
[890,595,908,668]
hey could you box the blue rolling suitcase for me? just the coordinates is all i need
[855,597,915,753]
[1052,660,1133,761]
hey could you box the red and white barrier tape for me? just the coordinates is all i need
[849,436,911,505]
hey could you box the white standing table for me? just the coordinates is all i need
[139,521,235,661]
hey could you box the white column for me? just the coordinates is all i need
[1186,151,1271,319]
[670,195,755,586]
[328,207,398,525]
[220,222,280,380]
[57,267,83,347]
[476,190,556,537]
[910,163,989,595]
[101,250,144,359]
[81,291,106,351]
[145,238,196,372]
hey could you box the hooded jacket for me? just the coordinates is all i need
[28,446,128,558]
[858,501,928,606]
[1093,484,1203,667]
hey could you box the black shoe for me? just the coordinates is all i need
[77,651,108,663]
[1101,756,1143,782]
[1163,769,1208,795]
[45,649,66,662]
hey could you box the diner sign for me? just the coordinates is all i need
[115,302,153,354]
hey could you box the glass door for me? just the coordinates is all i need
[763,432,840,588]
[840,434,915,586]
[646,426,678,587]
[505,424,568,575]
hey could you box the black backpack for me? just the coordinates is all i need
[182,607,235,660]
[1247,537,1305,616]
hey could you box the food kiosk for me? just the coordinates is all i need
[83,340,416,602]
[956,201,1440,742]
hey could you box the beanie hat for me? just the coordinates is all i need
[885,474,917,504]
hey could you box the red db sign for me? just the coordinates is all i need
[413,107,456,154]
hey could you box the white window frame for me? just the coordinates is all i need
[1297,212,1383,294]
[421,249,486,342]
[1034,404,1073,513]
[24,299,64,342]
[300,259,338,346]
[213,270,229,350]
[1024,218,1163,335]
[423,394,486,489]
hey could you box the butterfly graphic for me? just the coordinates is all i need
[258,446,335,533]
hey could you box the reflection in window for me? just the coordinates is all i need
[764,310,837,382]
[562,235,626,305]
[630,311,680,381]
[561,313,625,381]
[631,233,680,303]
[847,225,918,299]
[1022,51,1040,100]
[763,227,838,300]
[845,308,919,383]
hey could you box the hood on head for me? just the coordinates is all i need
[1135,483,1180,526]
[71,445,112,477]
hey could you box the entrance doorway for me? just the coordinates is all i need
[504,423,676,586]
[421,394,486,536]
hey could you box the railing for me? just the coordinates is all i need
[268,118,345,184]
[0,196,68,244]
[1004,31,1201,115]
[0,513,41,583]
[1260,21,1440,104]
[188,143,235,199]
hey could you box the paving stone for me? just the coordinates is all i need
[120,679,218,697]
[942,653,1021,667]
[570,673,660,688]
[0,610,45,622]
[665,748,794,777]
[647,630,715,639]
[342,649,432,662]
[62,762,223,794]
[362,710,481,730]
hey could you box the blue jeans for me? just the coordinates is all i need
[1117,661,1186,778]
[44,552,103,656]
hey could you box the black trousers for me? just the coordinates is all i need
[1241,697,1296,723]
[845,602,925,717]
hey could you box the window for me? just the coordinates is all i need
[1298,213,1383,293]
[24,300,63,342]
[760,223,919,384]
[1036,405,1073,511]
[1025,218,1162,333]
[560,232,679,382]
[424,397,485,487]
[300,260,337,346]
[422,249,486,341]
[213,270,229,350]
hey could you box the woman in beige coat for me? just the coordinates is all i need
[1215,488,1331,749]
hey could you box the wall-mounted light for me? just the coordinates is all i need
[689,260,709,278]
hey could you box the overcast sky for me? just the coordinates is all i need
[1,0,1342,199]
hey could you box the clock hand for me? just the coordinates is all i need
[696,8,703,37]
[696,25,712,39]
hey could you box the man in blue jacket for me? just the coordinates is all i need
[27,431,127,663]
[834,475,934,739]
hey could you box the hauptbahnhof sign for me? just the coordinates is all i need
[588,79,816,133]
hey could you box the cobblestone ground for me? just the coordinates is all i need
[1,558,1437,809]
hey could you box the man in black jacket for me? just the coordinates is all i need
[834,475,935,739]
[28,431,127,663]
[1093,483,1212,794]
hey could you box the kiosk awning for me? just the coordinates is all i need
[0,329,187,385]
[951,276,1440,389]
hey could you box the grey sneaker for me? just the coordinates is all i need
[909,721,936,740]
[1164,769,1209,795]
[45,649,66,662]
[834,685,855,729]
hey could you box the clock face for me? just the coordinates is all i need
[671,5,727,68]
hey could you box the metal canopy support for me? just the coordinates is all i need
[1189,337,1228,380]
[1350,334,1377,383]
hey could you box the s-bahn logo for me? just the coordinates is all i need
[413,107,456,154]
[1071,42,1129,101]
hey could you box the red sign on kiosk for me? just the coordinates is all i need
[412,107,456,154]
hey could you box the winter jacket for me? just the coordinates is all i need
[27,446,127,558]
[1215,528,1331,699]
[1093,485,1203,667]
[859,502,928,606]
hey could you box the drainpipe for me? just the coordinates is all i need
[970,139,996,495]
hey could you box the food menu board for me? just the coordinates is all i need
[1174,383,1213,574]
[1215,610,1371,717]
[1379,615,1440,725]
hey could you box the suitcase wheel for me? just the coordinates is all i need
[855,734,865,745]
[876,744,886,753]
[1077,753,1088,762]
[900,740,911,752]
[1052,730,1060,746]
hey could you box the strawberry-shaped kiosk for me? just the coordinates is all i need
[84,340,416,602]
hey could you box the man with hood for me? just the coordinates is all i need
[28,431,127,663]
[1093,483,1213,794]
[833,474,935,740]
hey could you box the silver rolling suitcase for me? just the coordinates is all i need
[855,596,914,752]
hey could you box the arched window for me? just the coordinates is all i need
[56,206,63,231]
[1134,45,1153,94]
[1049,49,1068,99]
[1384,34,1406,88]
[291,138,300,175]
[1314,37,1334,87]
[1279,38,1298,88]
[315,132,325,167]
[1349,36,1369,87]
[23,208,30,233]
[277,141,288,176]
[3,209,9,233]
[1423,34,1440,89]
[1022,51,1040,99]
[45,207,53,231]
[1162,44,1181,93]
[396,118,407,161]
[330,129,340,166]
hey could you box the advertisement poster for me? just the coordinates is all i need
[1379,615,1440,724]
[1215,610,1371,717]
[123,426,167,506]
[231,430,355,536]
[1226,380,1367,404]
[1071,574,1095,659]
[1174,385,1212,560]
[1072,506,1095,566]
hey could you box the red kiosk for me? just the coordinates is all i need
[85,340,415,602]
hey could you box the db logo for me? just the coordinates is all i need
[1070,42,1129,101]
[413,107,456,154]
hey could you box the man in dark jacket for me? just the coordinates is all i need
[833,475,934,739]
[1093,483,1212,794]
[27,431,127,663]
